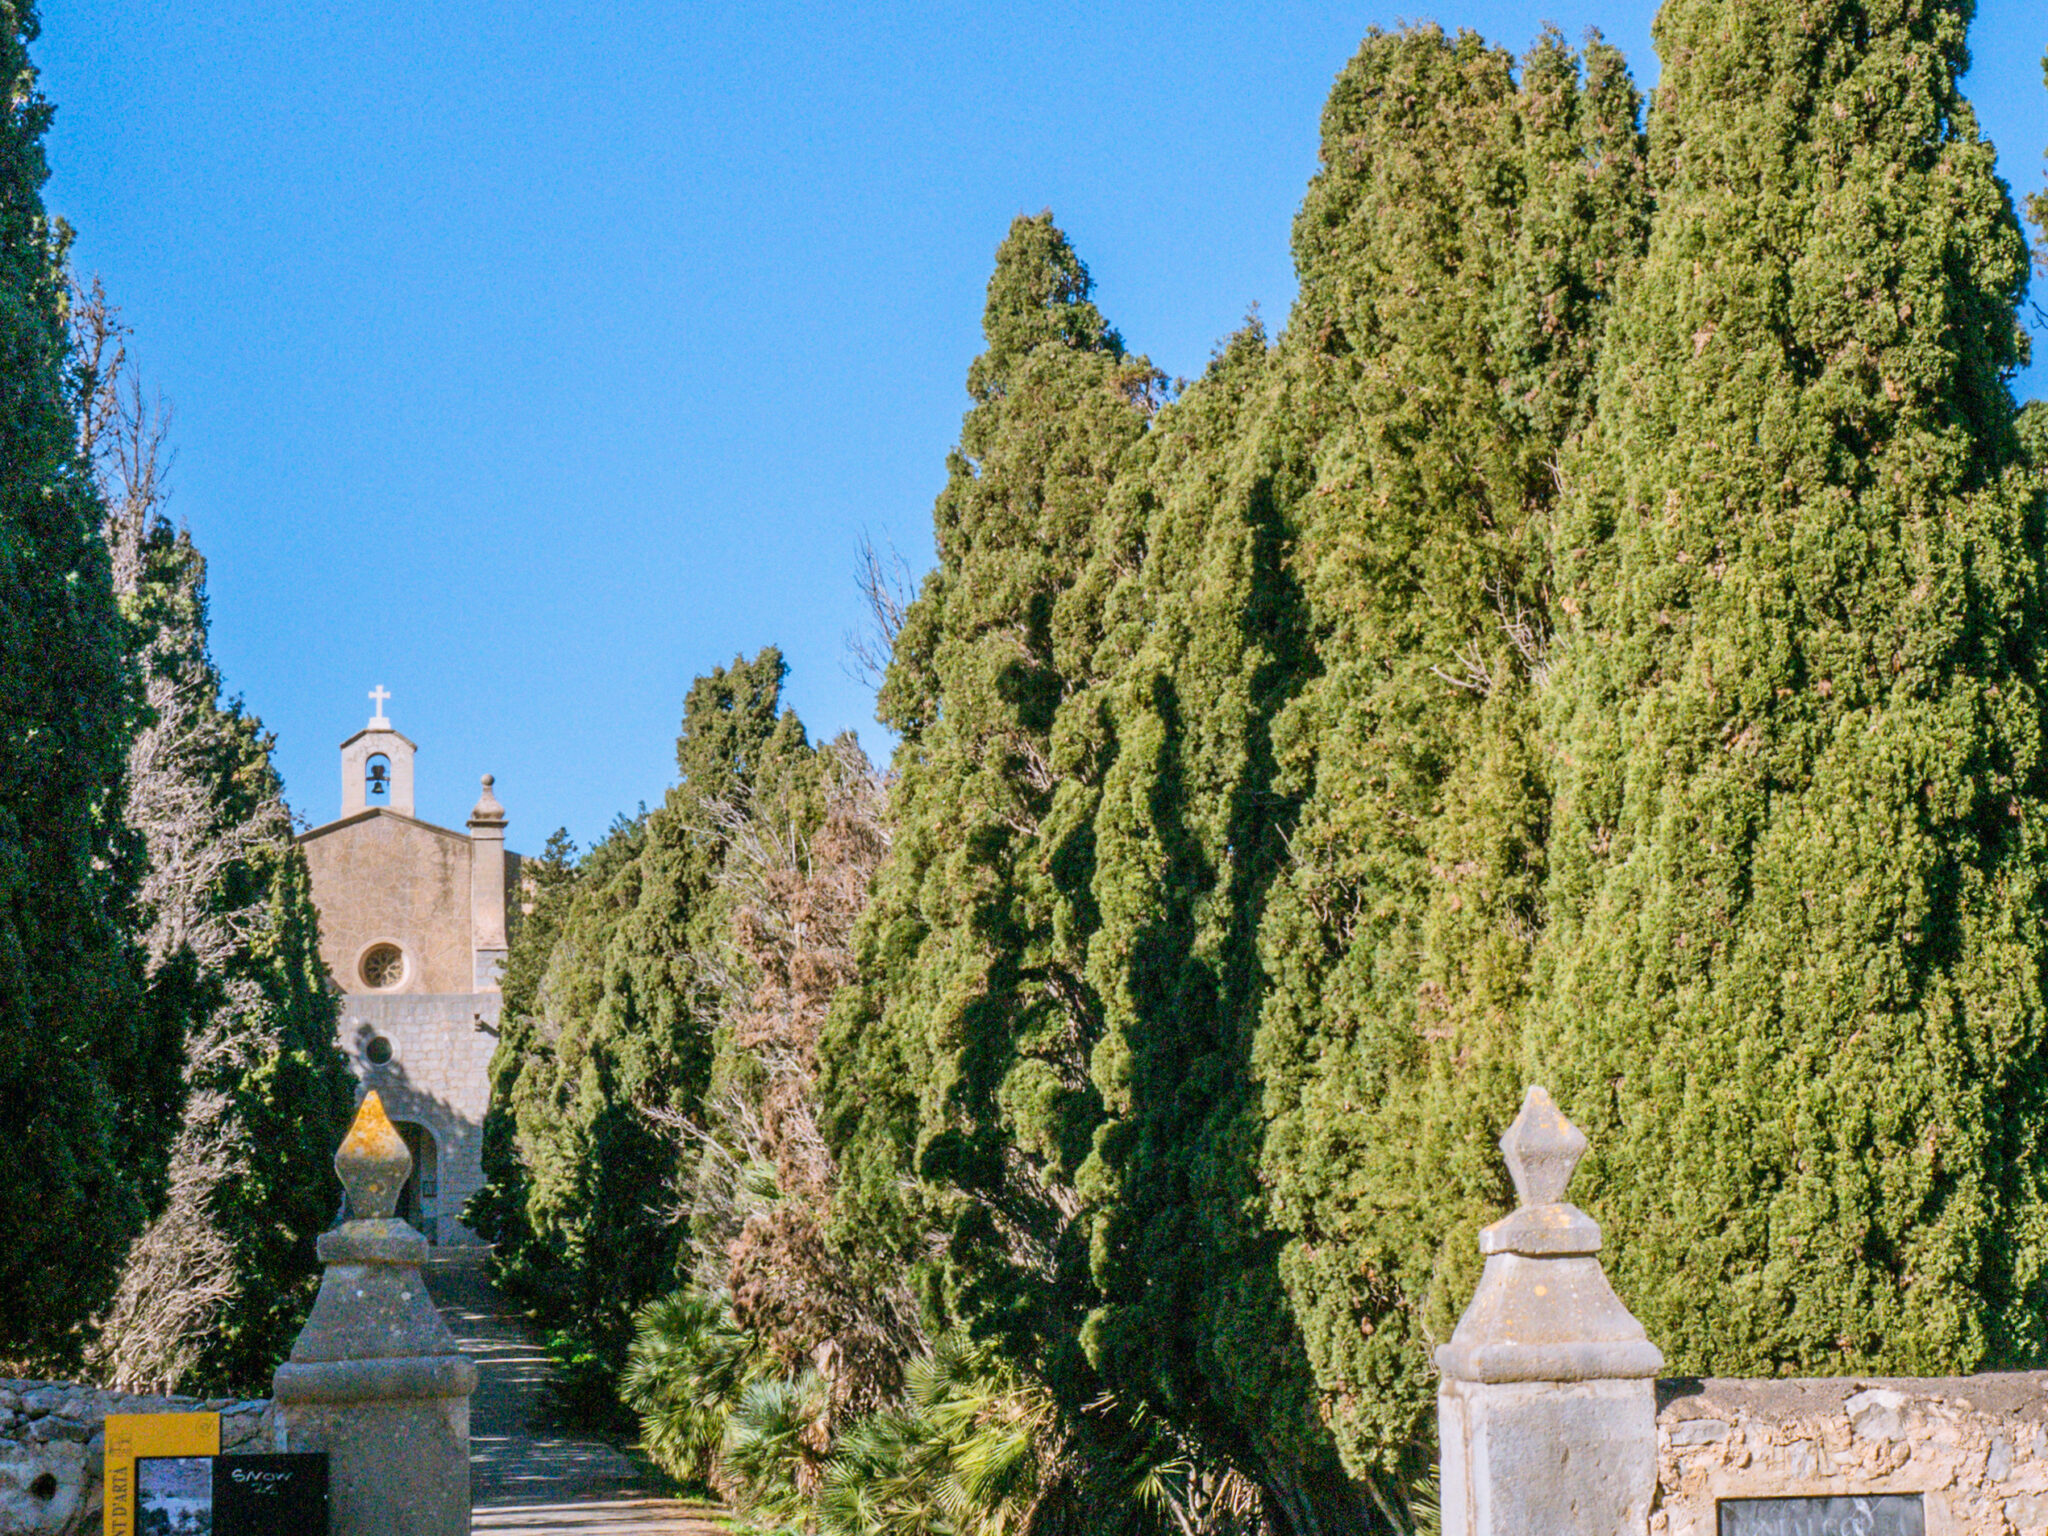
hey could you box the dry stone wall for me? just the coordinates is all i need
[1656,1374,2048,1535]
[0,1381,271,1536]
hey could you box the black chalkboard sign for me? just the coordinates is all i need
[134,1454,328,1536]
[214,1455,327,1535]
[1718,1494,1925,1536]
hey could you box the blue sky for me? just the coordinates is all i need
[37,2,2048,851]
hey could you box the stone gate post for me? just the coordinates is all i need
[1436,1086,1663,1536]
[273,1091,478,1536]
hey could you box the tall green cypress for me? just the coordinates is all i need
[481,815,644,1309]
[1071,322,1368,1529]
[469,825,579,1280]
[1533,0,2048,1375]
[0,3,162,1368]
[491,650,810,1360]
[1239,27,1648,1498]
[823,215,1159,1381]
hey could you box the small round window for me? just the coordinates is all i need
[364,1036,395,1065]
[361,944,405,989]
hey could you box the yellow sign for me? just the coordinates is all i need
[103,1412,219,1536]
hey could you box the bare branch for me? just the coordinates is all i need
[843,534,916,691]
[1429,637,1495,696]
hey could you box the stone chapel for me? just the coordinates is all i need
[298,689,521,1244]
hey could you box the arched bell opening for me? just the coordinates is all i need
[365,752,392,803]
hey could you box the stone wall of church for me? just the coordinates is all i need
[300,813,475,994]
[342,993,500,1245]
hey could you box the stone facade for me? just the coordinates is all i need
[338,993,501,1245]
[298,696,520,1245]
[301,811,501,996]
[0,1382,273,1536]
[1656,1375,2048,1535]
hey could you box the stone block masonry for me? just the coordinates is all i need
[300,708,521,1249]
[0,1382,272,1536]
[344,992,500,1243]
[1656,1375,2048,1535]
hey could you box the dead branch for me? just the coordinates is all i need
[843,534,916,691]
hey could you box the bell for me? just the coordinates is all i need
[368,762,389,795]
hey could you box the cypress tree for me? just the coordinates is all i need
[1242,27,1648,1497]
[0,3,162,1367]
[491,650,809,1360]
[1071,321,1367,1528]
[66,287,354,1393]
[1532,0,2048,1375]
[823,215,1159,1378]
[481,815,645,1310]
[469,824,578,1279]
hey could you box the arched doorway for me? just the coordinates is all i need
[392,1120,440,1242]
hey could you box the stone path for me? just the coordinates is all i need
[421,1253,725,1535]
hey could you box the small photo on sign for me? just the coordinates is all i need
[136,1456,213,1536]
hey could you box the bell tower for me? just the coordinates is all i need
[340,685,418,817]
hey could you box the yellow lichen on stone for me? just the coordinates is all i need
[335,1089,412,1219]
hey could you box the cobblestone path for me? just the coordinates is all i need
[421,1253,725,1535]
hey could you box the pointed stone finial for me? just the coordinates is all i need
[469,773,506,827]
[279,1090,475,1536]
[1436,1086,1662,1533]
[335,1090,412,1220]
[1499,1085,1588,1209]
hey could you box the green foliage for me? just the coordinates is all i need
[171,705,354,1389]
[816,1335,1050,1536]
[503,7,2048,1527]
[207,822,354,1385]
[824,214,1161,1391]
[88,501,355,1395]
[469,825,580,1280]
[623,1288,777,1484]
[1247,24,1648,1496]
[1065,319,1345,1517]
[722,1372,832,1526]
[0,4,161,1367]
[1531,0,2048,1377]
[541,1322,642,1435]
[622,1288,1232,1536]
[478,649,813,1364]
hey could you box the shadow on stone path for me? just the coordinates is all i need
[422,1253,725,1534]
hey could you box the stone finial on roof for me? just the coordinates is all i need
[334,1090,411,1221]
[468,773,506,828]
